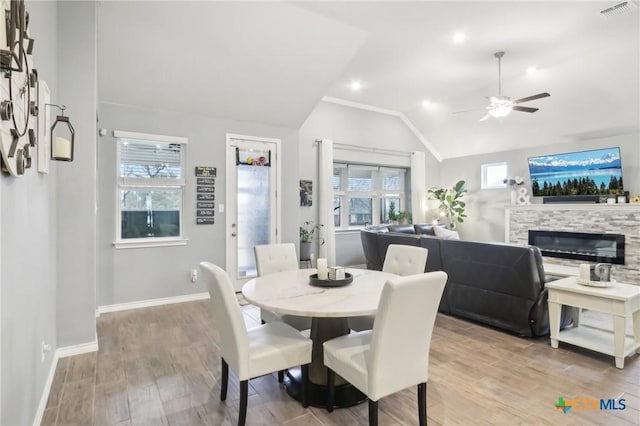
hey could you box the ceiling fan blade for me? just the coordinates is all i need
[513,92,550,104]
[479,114,491,122]
[512,106,539,113]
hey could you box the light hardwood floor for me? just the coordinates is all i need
[41,300,639,426]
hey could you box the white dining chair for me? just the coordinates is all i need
[348,244,428,332]
[324,271,447,426]
[254,243,312,332]
[199,262,312,426]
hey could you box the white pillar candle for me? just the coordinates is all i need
[54,137,71,160]
[579,264,591,281]
[317,258,328,280]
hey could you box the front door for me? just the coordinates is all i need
[226,134,280,291]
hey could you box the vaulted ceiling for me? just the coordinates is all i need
[97,1,640,160]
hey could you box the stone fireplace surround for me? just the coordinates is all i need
[506,204,640,285]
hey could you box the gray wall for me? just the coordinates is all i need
[440,133,640,242]
[96,103,299,306]
[1,1,58,425]
[298,101,440,265]
[56,1,97,347]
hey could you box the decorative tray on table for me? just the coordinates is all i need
[576,278,615,288]
[309,273,353,287]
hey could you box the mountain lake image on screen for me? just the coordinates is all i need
[528,147,623,197]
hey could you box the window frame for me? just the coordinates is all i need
[481,162,508,189]
[113,131,189,248]
[333,163,406,229]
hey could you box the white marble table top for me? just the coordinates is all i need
[241,268,399,318]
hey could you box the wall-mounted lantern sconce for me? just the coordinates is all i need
[47,104,75,161]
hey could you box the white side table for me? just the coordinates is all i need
[547,277,640,368]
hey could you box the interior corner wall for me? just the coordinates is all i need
[440,133,640,243]
[1,2,58,425]
[56,1,97,347]
[96,103,299,307]
[298,101,440,266]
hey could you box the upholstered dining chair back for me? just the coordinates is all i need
[348,244,429,333]
[368,271,447,401]
[200,262,250,379]
[382,244,428,276]
[254,243,299,275]
[254,243,311,331]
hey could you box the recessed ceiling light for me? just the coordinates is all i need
[527,66,537,74]
[422,99,438,109]
[453,32,466,43]
[350,81,362,91]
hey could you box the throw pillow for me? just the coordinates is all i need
[434,226,460,240]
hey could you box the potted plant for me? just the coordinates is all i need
[299,221,323,261]
[396,211,412,225]
[427,180,467,229]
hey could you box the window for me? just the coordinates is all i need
[333,163,406,228]
[481,162,507,189]
[114,131,187,246]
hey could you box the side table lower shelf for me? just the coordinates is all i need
[552,325,640,363]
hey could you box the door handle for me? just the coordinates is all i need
[231,233,237,237]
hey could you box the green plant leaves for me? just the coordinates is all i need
[427,180,467,229]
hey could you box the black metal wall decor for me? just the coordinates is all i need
[0,0,39,176]
[48,104,75,161]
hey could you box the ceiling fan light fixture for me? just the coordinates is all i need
[488,106,512,118]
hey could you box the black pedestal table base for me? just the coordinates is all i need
[283,317,367,408]
[284,367,367,409]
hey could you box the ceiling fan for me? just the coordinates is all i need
[457,51,550,121]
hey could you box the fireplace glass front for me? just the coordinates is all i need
[528,230,625,265]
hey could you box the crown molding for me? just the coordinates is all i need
[321,96,442,162]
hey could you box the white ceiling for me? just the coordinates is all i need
[97,1,640,160]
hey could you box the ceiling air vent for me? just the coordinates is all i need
[600,1,638,17]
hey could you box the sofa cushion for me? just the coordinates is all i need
[434,226,460,240]
[414,224,436,235]
[387,224,416,234]
[361,229,385,270]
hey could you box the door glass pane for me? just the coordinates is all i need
[236,163,270,278]
[349,198,372,226]
[333,196,341,227]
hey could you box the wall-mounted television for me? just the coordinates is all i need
[528,147,623,197]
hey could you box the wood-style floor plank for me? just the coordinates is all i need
[41,299,640,426]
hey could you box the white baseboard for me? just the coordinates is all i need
[32,338,99,426]
[32,351,59,426]
[56,340,99,359]
[97,292,210,315]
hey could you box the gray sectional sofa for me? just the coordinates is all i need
[361,225,571,337]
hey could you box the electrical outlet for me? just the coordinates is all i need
[41,341,51,363]
[190,269,198,283]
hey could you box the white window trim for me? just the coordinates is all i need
[113,130,188,145]
[481,161,508,189]
[113,238,189,249]
[113,130,188,247]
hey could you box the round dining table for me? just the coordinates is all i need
[242,267,398,408]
